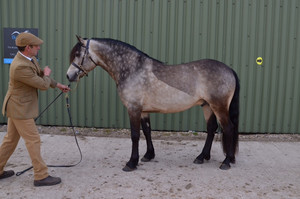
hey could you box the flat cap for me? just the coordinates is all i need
[15,32,43,46]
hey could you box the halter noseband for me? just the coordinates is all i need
[72,39,97,77]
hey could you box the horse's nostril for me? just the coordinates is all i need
[66,73,77,82]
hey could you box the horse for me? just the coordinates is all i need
[66,36,240,171]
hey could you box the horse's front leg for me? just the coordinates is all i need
[140,114,155,162]
[122,108,142,172]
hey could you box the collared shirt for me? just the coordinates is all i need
[19,51,32,61]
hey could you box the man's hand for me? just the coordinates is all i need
[44,66,52,76]
[57,83,71,93]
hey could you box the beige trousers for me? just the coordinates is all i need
[0,118,48,180]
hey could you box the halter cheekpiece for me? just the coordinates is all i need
[71,39,97,77]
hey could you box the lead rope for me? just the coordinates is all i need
[16,84,82,176]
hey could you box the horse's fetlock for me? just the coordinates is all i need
[130,157,139,165]
[204,154,211,160]
[144,151,155,160]
[126,158,139,170]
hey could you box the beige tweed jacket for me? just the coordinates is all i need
[2,52,57,119]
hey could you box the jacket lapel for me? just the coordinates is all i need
[30,57,42,75]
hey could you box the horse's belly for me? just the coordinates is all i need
[142,82,201,113]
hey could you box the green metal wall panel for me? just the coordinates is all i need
[0,0,299,133]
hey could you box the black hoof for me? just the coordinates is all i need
[193,158,204,164]
[219,163,231,170]
[194,154,210,164]
[122,165,137,172]
[142,152,155,162]
[141,157,151,162]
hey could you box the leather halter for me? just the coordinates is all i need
[71,39,97,77]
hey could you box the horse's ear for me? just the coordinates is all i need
[76,35,84,44]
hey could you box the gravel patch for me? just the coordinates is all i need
[1,124,299,142]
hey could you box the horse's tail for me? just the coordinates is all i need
[228,69,240,154]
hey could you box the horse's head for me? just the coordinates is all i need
[66,36,98,82]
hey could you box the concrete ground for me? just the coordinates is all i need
[0,131,299,199]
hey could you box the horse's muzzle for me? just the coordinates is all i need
[66,73,77,82]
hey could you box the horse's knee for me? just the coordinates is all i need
[131,131,140,142]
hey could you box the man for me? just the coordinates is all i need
[0,32,70,186]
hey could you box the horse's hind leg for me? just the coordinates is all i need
[140,114,155,162]
[194,105,218,164]
[219,120,236,170]
[213,109,237,170]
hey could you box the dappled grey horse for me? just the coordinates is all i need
[66,36,240,171]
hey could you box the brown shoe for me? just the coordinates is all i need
[34,175,61,187]
[0,170,15,179]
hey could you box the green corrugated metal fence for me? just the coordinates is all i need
[1,0,299,133]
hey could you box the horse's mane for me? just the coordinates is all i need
[91,38,163,64]
[70,38,163,64]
